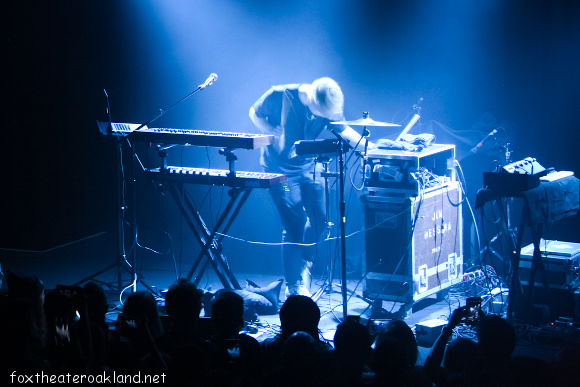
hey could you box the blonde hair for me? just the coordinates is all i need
[310,77,344,119]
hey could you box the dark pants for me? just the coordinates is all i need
[269,173,326,285]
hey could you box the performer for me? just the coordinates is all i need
[249,77,371,297]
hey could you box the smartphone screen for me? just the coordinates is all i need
[120,315,140,330]
[367,319,390,336]
[226,339,241,363]
[464,297,481,326]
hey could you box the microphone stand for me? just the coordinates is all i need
[129,75,216,292]
[330,129,349,320]
[74,91,127,291]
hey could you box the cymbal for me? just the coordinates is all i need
[331,117,401,127]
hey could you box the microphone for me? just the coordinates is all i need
[104,89,112,123]
[199,73,218,89]
[413,97,423,113]
[470,129,498,154]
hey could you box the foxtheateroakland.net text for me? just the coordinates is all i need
[10,371,167,384]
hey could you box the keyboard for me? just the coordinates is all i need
[147,167,286,188]
[97,121,147,136]
[129,128,273,149]
[540,170,574,182]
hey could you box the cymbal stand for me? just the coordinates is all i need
[329,130,350,319]
[312,155,338,302]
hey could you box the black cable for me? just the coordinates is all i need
[478,207,501,297]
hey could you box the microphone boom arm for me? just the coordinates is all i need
[135,73,217,130]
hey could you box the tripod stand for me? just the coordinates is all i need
[73,138,157,296]
[311,156,338,302]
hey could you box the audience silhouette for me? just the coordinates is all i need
[424,305,478,387]
[43,287,91,376]
[472,314,517,387]
[260,295,337,386]
[82,281,111,374]
[550,343,580,387]
[205,291,262,385]
[156,278,213,386]
[319,317,373,386]
[1,270,576,387]
[0,271,49,384]
[371,319,431,387]
[109,290,166,374]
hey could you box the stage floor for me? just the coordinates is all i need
[1,231,576,366]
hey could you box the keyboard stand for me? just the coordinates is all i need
[507,202,555,322]
[506,175,579,322]
[478,174,579,323]
[164,182,247,290]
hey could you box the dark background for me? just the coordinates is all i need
[3,1,579,279]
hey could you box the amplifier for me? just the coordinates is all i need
[365,144,455,195]
[519,241,580,291]
[362,181,463,304]
[513,241,580,321]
